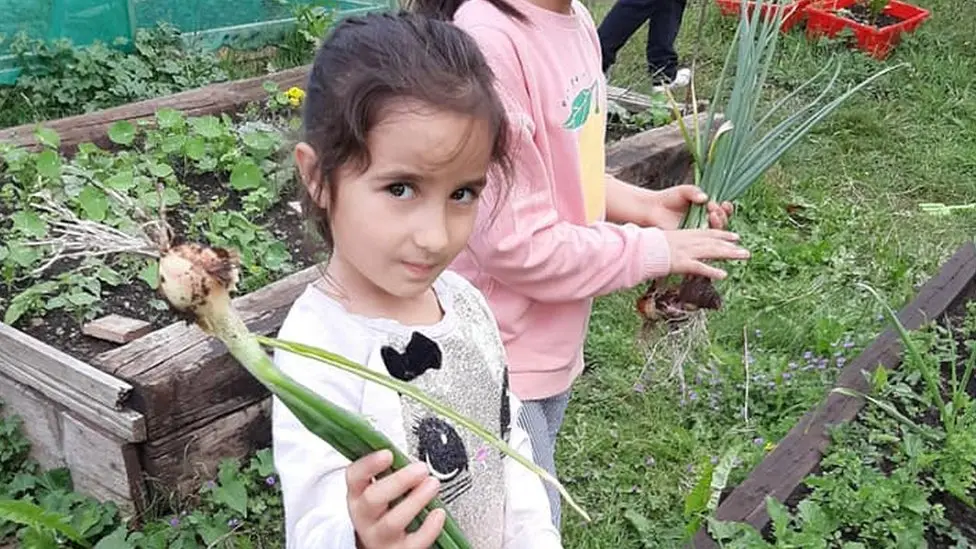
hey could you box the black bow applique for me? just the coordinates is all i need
[381,332,442,382]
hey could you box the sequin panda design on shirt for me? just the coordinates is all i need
[377,288,513,546]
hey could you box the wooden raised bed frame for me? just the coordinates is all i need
[692,240,976,547]
[0,68,706,514]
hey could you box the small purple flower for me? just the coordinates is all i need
[788,361,798,370]
[782,372,792,381]
[710,456,719,465]
[228,518,241,528]
[876,314,885,321]
[204,480,217,490]
[686,463,695,473]
[755,329,762,337]
[629,485,640,493]
[753,437,765,446]
[266,476,276,486]
[688,391,699,402]
[843,341,855,349]
[169,517,180,528]
[645,456,656,467]
[803,351,813,360]
[767,381,776,389]
[633,382,646,394]
[836,357,847,367]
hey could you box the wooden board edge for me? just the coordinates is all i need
[0,65,311,152]
[0,364,146,442]
[93,265,320,374]
[0,323,133,410]
[691,240,976,548]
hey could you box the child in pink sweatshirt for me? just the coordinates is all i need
[414,0,748,530]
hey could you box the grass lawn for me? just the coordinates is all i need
[560,0,976,546]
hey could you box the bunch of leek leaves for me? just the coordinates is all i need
[637,0,905,325]
[634,0,904,397]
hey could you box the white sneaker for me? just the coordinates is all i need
[652,67,693,93]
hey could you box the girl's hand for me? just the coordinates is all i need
[663,229,750,280]
[645,185,734,230]
[346,450,445,549]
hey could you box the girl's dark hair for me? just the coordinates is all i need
[299,11,513,252]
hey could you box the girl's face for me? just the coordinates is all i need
[296,100,494,315]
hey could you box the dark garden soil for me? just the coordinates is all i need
[2,174,319,364]
[762,306,976,547]
[841,3,901,28]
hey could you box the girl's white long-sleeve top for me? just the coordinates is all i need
[271,270,563,549]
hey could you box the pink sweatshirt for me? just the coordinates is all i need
[450,0,672,401]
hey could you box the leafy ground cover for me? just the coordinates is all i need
[0,4,330,130]
[709,299,976,547]
[0,89,318,362]
[0,405,284,548]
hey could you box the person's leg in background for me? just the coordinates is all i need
[597,0,653,76]
[516,389,572,529]
[598,0,691,88]
[645,0,691,88]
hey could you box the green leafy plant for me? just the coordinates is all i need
[0,24,227,129]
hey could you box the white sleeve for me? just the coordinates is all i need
[502,394,564,549]
[271,302,374,549]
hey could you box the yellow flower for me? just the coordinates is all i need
[285,86,306,107]
[764,441,776,453]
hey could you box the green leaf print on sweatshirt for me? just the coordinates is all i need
[563,81,598,130]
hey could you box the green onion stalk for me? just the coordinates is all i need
[155,242,590,549]
[638,0,905,324]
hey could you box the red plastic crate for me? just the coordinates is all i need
[715,0,812,32]
[805,0,931,59]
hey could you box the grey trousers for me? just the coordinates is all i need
[516,389,571,530]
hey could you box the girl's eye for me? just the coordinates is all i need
[387,183,415,199]
[451,187,479,204]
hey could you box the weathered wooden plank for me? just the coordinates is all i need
[142,398,271,499]
[0,374,64,470]
[607,85,661,114]
[607,113,723,190]
[0,357,144,442]
[692,241,976,547]
[0,324,145,442]
[83,314,155,344]
[92,266,320,441]
[0,65,310,153]
[61,413,141,514]
[0,323,133,410]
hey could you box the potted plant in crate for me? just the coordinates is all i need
[715,0,812,32]
[805,0,931,59]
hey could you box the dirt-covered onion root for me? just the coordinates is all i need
[636,275,723,326]
[157,242,241,333]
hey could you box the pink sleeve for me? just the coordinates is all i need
[461,25,672,302]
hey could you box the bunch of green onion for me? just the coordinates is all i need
[645,0,904,314]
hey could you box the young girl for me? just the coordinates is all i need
[413,0,748,530]
[271,11,562,549]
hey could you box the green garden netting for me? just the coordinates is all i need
[0,0,394,85]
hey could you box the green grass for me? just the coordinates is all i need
[561,0,976,545]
